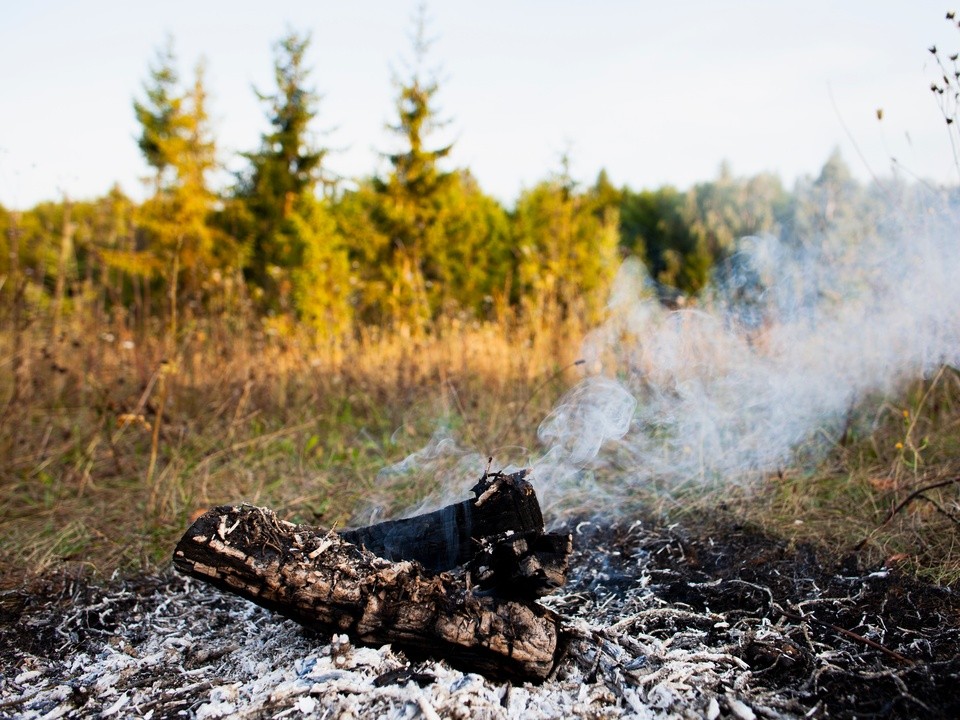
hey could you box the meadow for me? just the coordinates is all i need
[3,303,959,589]
[2,20,959,588]
[0,311,583,585]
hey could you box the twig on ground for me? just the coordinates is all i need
[915,493,960,527]
[853,476,960,552]
[775,606,913,665]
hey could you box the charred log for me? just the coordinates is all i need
[340,470,571,598]
[339,471,544,572]
[173,503,564,681]
[468,530,573,599]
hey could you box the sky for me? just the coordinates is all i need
[1,1,957,209]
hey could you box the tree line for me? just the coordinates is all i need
[0,28,917,341]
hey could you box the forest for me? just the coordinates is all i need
[0,29,920,345]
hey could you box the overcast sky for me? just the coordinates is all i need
[1,1,956,209]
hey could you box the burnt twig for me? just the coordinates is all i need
[775,606,913,665]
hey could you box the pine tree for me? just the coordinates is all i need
[684,164,787,277]
[290,195,353,338]
[621,166,787,297]
[133,46,219,334]
[620,185,690,286]
[238,32,325,308]
[133,38,182,193]
[331,181,392,325]
[423,170,512,319]
[513,159,620,323]
[789,149,865,242]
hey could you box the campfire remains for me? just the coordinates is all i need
[5,516,960,718]
[172,470,572,682]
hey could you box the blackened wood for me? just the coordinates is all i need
[469,531,573,599]
[339,470,544,573]
[173,504,562,682]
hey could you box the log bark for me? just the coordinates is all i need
[173,503,564,681]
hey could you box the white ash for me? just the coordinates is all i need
[3,523,807,719]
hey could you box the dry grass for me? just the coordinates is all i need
[728,368,960,585]
[3,307,960,588]
[0,312,584,587]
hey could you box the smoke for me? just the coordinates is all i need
[537,376,637,467]
[530,189,960,509]
[371,189,960,520]
[362,429,489,521]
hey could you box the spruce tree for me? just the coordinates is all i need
[239,31,325,308]
[513,160,620,323]
[237,31,351,334]
[133,47,218,332]
[371,6,454,329]
[133,38,182,193]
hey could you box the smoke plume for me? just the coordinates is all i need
[374,189,960,519]
[530,189,960,510]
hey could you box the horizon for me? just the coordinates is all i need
[1,1,958,210]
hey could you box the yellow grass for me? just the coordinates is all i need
[0,312,585,586]
[3,308,959,588]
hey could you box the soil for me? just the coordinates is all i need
[1,518,958,719]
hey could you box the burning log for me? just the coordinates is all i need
[172,471,571,681]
